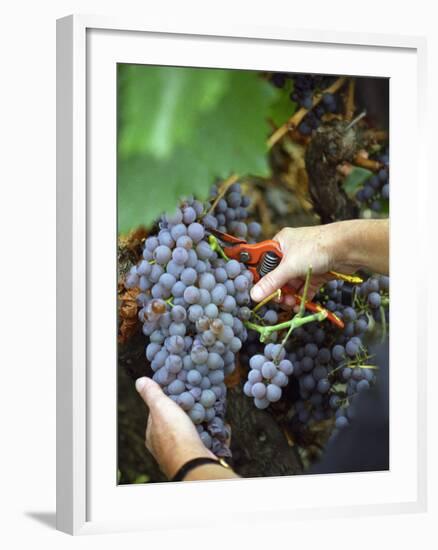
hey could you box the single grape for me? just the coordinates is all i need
[271,371,288,387]
[160,272,176,290]
[154,245,172,265]
[329,394,341,409]
[302,374,316,391]
[211,284,227,305]
[171,305,187,323]
[196,241,213,260]
[168,379,185,395]
[146,342,161,361]
[182,206,197,224]
[304,343,318,358]
[187,222,204,243]
[317,378,330,394]
[202,330,216,347]
[207,352,224,370]
[199,431,212,449]
[165,209,183,225]
[222,295,237,313]
[248,369,262,384]
[215,267,227,283]
[368,292,382,308]
[225,260,241,279]
[209,370,225,385]
[137,260,152,277]
[263,309,278,325]
[180,267,197,286]
[172,247,189,265]
[342,367,352,380]
[346,340,359,357]
[198,272,215,291]
[166,260,184,278]
[184,286,201,304]
[200,389,216,408]
[251,382,267,399]
[332,344,345,362]
[189,403,205,424]
[204,303,219,319]
[229,337,242,353]
[187,369,202,386]
[261,361,277,379]
[301,356,314,372]
[249,354,265,370]
[352,367,364,381]
[166,354,183,374]
[278,359,293,376]
[166,335,185,354]
[210,318,224,335]
[247,221,261,238]
[266,384,282,402]
[191,346,208,365]
[253,397,270,410]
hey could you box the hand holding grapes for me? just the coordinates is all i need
[250,219,389,306]
[135,376,215,477]
[136,377,238,480]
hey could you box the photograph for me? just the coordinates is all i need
[116,64,390,484]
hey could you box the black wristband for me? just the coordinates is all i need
[171,457,230,482]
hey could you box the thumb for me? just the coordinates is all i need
[250,262,293,302]
[135,377,168,412]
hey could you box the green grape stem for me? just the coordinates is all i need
[208,235,229,261]
[245,310,327,343]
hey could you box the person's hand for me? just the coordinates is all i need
[250,224,357,308]
[135,377,215,479]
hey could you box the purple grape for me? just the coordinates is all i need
[184,286,201,304]
[266,384,282,402]
[251,382,267,399]
[154,245,172,265]
[225,260,241,279]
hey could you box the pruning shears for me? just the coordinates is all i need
[209,228,362,329]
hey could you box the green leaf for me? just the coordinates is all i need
[118,65,230,159]
[133,474,150,484]
[268,79,297,127]
[118,68,276,234]
[343,167,373,196]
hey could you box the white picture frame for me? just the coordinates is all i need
[57,14,428,535]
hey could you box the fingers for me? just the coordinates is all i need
[282,294,296,308]
[135,377,169,412]
[250,262,292,302]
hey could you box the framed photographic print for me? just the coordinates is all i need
[57,15,427,535]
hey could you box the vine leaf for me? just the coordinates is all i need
[118,65,231,159]
[118,68,277,234]
[343,166,373,196]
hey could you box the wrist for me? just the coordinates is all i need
[326,220,364,272]
[163,443,215,479]
[183,461,238,481]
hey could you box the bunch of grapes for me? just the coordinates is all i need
[125,177,389,457]
[270,72,341,136]
[357,274,390,324]
[241,275,389,441]
[243,343,294,409]
[355,150,389,214]
[125,183,261,457]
